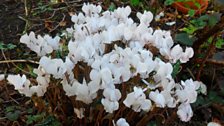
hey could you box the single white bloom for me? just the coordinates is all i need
[44,35,60,50]
[177,103,193,122]
[103,88,121,101]
[0,74,5,81]
[180,47,194,63]
[161,90,176,108]
[176,79,199,104]
[101,98,119,113]
[123,87,152,112]
[100,67,113,84]
[7,74,27,90]
[207,122,221,126]
[71,13,85,24]
[154,60,173,81]
[61,78,78,96]
[170,44,183,63]
[149,90,166,108]
[196,81,207,95]
[166,21,176,26]
[30,85,46,97]
[137,11,153,25]
[116,118,129,126]
[39,56,67,79]
[7,74,33,97]
[74,108,85,119]
[75,79,97,104]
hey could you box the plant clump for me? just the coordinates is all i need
[6,3,206,125]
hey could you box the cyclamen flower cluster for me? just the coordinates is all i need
[6,3,207,123]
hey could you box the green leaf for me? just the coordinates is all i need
[194,2,201,9]
[193,96,209,106]
[147,121,157,126]
[182,24,198,34]
[26,113,44,125]
[26,108,33,114]
[36,115,61,126]
[5,106,15,112]
[108,3,116,12]
[208,91,224,104]
[175,33,196,46]
[188,9,195,17]
[6,110,21,121]
[26,64,37,78]
[215,38,224,48]
[164,0,175,5]
[7,43,16,50]
[208,13,221,27]
[0,42,5,49]
[172,60,181,78]
[130,0,140,6]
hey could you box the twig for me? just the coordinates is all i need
[0,59,39,64]
[195,58,224,66]
[1,50,10,67]
[4,84,20,105]
[31,0,83,12]
[0,117,7,120]
[193,14,224,55]
[49,13,66,33]
[24,0,28,16]
[2,97,24,104]
[0,59,39,76]
[22,0,30,33]
[186,68,195,80]
[196,34,217,80]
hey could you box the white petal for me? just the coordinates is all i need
[140,99,152,112]
[101,98,119,113]
[7,74,27,90]
[123,93,135,107]
[207,122,221,126]
[0,74,5,81]
[20,33,29,44]
[116,118,129,126]
[74,108,85,119]
[177,103,193,122]
[149,90,165,108]
[170,44,183,62]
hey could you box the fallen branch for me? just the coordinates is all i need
[196,34,217,80]
[195,58,224,66]
[193,14,224,55]
[0,59,39,64]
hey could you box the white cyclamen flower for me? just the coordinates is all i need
[20,32,60,56]
[39,56,67,79]
[180,47,194,63]
[177,103,193,122]
[207,122,221,126]
[149,90,166,108]
[175,79,199,104]
[0,74,5,81]
[75,79,98,104]
[123,87,152,112]
[101,88,121,113]
[74,108,85,119]
[7,74,33,97]
[137,11,153,25]
[116,118,129,126]
[101,98,119,113]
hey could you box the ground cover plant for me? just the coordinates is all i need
[0,0,223,126]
